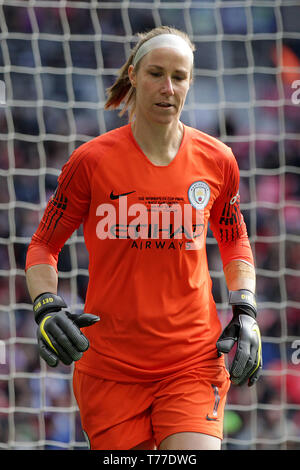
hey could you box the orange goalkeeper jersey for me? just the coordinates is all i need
[26,124,254,382]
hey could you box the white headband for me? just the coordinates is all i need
[132,33,194,67]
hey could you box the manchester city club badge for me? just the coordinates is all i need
[188,181,211,210]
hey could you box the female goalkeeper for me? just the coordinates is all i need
[25,26,262,451]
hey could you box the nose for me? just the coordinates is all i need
[161,76,174,96]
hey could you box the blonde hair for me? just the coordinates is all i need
[104,26,195,122]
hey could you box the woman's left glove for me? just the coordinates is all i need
[216,290,262,386]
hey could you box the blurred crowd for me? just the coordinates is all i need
[0,2,299,450]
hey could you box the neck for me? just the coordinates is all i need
[131,117,184,166]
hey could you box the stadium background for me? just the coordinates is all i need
[0,0,299,450]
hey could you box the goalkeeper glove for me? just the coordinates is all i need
[33,292,100,367]
[216,289,262,387]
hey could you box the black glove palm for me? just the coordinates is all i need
[216,290,262,387]
[34,293,100,367]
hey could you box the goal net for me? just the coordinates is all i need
[0,0,299,450]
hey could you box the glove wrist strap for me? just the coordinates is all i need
[33,292,67,324]
[228,289,257,319]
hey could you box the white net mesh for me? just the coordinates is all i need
[0,0,299,450]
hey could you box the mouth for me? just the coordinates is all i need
[155,102,174,108]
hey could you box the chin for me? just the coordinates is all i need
[151,112,178,125]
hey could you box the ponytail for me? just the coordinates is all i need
[104,51,136,119]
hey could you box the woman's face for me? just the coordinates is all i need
[129,46,193,126]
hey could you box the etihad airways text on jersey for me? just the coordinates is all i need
[95,196,205,241]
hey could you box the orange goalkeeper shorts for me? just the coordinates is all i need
[73,363,230,450]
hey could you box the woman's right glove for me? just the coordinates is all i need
[33,292,100,367]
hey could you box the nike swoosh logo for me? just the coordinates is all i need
[206,414,219,422]
[110,190,136,200]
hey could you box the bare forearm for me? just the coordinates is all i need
[224,259,256,294]
[26,264,58,302]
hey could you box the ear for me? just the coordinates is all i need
[128,64,137,87]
